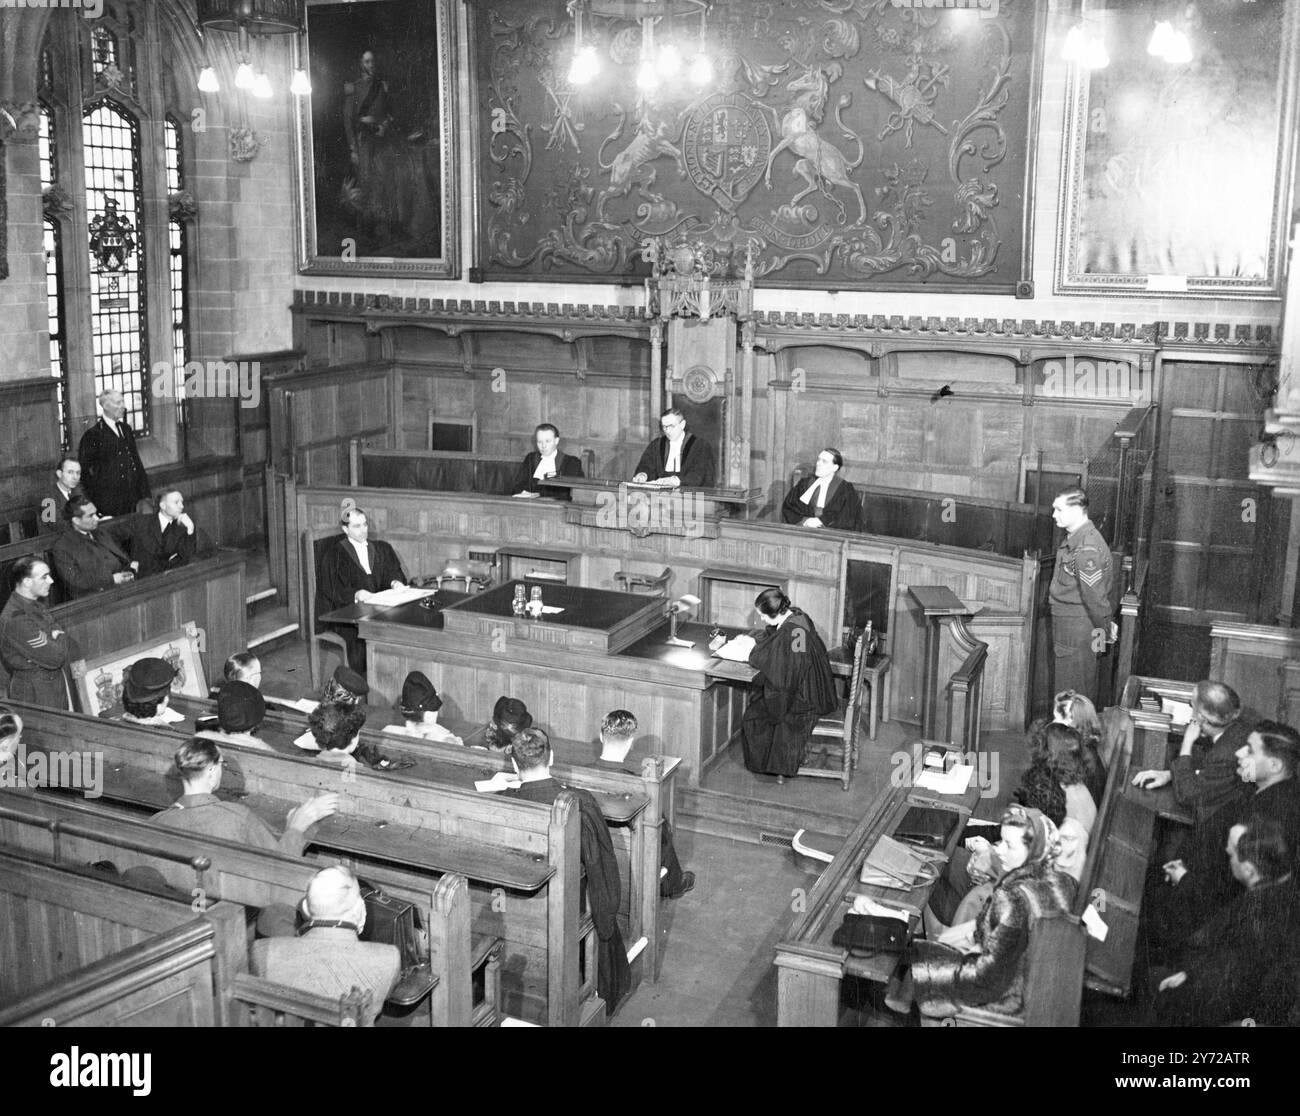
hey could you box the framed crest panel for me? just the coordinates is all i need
[296,0,459,278]
[1056,0,1300,299]
[70,622,208,718]
[472,0,1044,293]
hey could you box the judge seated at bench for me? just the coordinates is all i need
[51,494,138,597]
[317,506,409,673]
[632,407,715,489]
[251,864,400,1028]
[126,488,199,576]
[510,423,584,499]
[780,447,862,531]
[383,670,463,746]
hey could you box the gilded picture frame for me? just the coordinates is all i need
[295,0,459,279]
[70,622,208,718]
[1056,0,1300,299]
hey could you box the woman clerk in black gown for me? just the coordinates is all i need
[740,589,838,781]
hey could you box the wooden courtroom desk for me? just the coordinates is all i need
[285,486,1042,733]
[359,596,753,785]
[1119,674,1197,826]
[55,549,247,669]
[774,743,981,1027]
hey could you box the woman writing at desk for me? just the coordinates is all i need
[737,589,837,782]
[888,805,1077,1019]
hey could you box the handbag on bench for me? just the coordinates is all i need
[359,883,436,1007]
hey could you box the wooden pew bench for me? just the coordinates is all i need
[165,691,674,979]
[0,844,387,1027]
[946,707,1146,1026]
[11,701,592,1026]
[0,791,500,1026]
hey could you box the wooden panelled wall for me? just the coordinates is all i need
[285,311,1152,514]
[283,300,1291,632]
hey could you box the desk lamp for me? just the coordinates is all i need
[665,594,701,648]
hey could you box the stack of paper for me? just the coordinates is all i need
[366,586,436,607]
[915,763,974,795]
[714,634,755,662]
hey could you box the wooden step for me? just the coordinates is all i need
[677,785,858,848]
[248,622,299,652]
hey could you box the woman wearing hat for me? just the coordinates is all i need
[197,681,272,752]
[119,657,184,726]
[383,671,462,745]
[474,696,533,752]
[889,805,1078,1019]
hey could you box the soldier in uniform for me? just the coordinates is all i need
[0,556,72,710]
[1048,488,1113,704]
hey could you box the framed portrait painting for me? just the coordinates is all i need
[296,0,459,278]
[1057,0,1300,299]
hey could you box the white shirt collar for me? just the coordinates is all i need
[347,536,372,574]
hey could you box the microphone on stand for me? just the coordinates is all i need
[665,594,701,648]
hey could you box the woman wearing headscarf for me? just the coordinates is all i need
[739,588,838,780]
[892,805,1077,1018]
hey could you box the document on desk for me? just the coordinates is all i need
[915,764,974,795]
[1161,698,1194,724]
[849,895,910,922]
[714,634,755,662]
[365,586,437,607]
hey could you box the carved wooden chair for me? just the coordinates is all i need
[798,628,868,791]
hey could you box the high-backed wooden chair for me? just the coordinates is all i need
[798,629,868,791]
[299,529,348,690]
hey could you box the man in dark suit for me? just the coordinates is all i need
[502,727,630,1016]
[510,423,584,498]
[632,407,716,489]
[317,506,408,673]
[50,494,138,597]
[44,456,82,529]
[1132,681,1253,826]
[127,488,198,576]
[781,448,863,531]
[77,388,151,517]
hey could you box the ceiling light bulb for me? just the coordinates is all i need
[252,71,273,98]
[689,52,713,86]
[1162,29,1192,64]
[290,68,312,96]
[1081,37,1110,69]
[197,66,219,93]
[1148,20,1174,57]
[568,44,599,85]
[656,43,681,78]
[636,56,658,91]
[234,60,255,89]
[1062,25,1084,63]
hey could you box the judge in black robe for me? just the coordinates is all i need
[781,448,863,531]
[316,508,408,673]
[632,408,716,488]
[509,423,585,498]
[504,728,631,1015]
[741,589,838,778]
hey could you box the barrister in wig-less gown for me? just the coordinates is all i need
[740,589,837,779]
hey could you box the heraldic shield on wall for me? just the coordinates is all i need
[473,0,1043,292]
